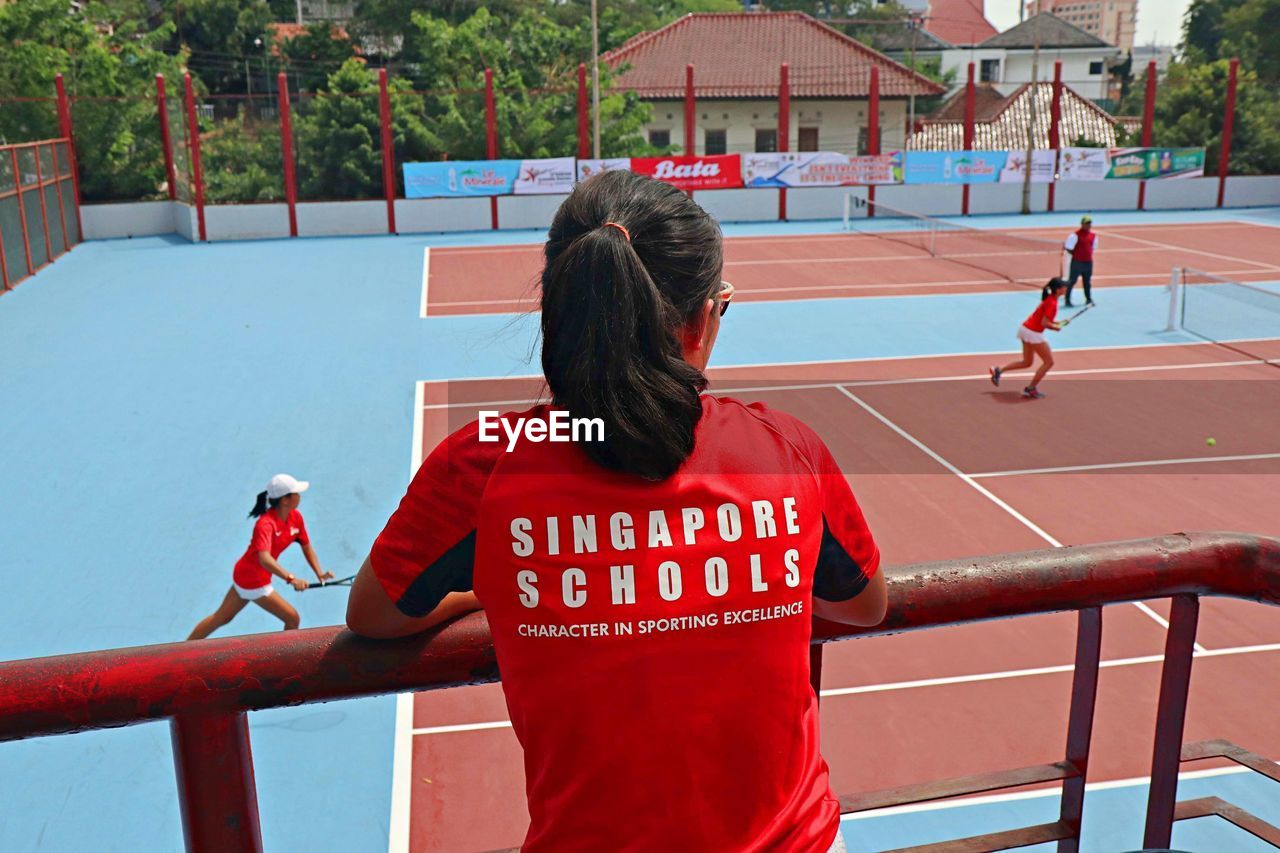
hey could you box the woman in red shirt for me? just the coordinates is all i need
[989,277,1068,399]
[187,473,333,640]
[347,170,887,852]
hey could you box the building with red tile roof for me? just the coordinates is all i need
[923,0,998,47]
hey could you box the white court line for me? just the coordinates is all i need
[409,643,1280,737]
[833,385,1200,646]
[972,452,1280,479]
[1107,229,1279,271]
[418,246,431,318]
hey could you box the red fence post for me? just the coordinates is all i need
[183,74,207,242]
[53,74,83,239]
[1143,594,1200,848]
[577,63,589,160]
[485,67,498,230]
[377,69,397,235]
[157,74,177,201]
[684,64,696,156]
[1216,57,1239,209]
[1048,60,1062,213]
[172,712,263,853]
[867,66,880,219]
[10,148,34,277]
[1138,60,1156,210]
[1057,607,1102,849]
[277,72,298,238]
[778,63,789,221]
[50,143,70,253]
[31,143,54,263]
[962,62,975,216]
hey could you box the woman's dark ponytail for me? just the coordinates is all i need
[541,170,723,480]
[248,490,269,519]
[1042,277,1067,300]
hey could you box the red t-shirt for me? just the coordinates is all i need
[233,510,308,588]
[371,396,879,852]
[1024,296,1058,333]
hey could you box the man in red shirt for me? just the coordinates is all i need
[1062,215,1098,307]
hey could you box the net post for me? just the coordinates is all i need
[156,74,178,201]
[377,69,396,235]
[962,63,975,216]
[172,711,263,853]
[53,74,84,240]
[1217,58,1238,209]
[577,64,589,160]
[1056,606,1102,851]
[1143,593,1200,849]
[1138,60,1156,211]
[183,73,207,243]
[1165,268,1182,332]
[867,66,880,219]
[277,73,298,238]
[842,193,851,229]
[485,67,498,230]
[778,63,789,222]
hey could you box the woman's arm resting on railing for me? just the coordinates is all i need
[813,569,888,627]
[346,557,482,639]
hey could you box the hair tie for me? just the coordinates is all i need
[602,221,631,242]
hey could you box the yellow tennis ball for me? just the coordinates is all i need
[1206,438,1217,447]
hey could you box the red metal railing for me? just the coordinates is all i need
[2,533,1279,851]
[0,138,82,293]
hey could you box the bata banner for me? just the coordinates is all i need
[1058,147,1110,181]
[630,155,743,191]
[403,160,520,198]
[741,152,903,187]
[904,151,1005,184]
[998,150,1057,183]
[1105,147,1206,180]
[513,157,576,195]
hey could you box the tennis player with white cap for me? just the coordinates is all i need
[186,473,333,640]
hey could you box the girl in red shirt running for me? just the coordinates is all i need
[187,473,333,640]
[989,277,1068,399]
[347,170,886,853]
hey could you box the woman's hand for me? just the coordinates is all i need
[289,576,309,591]
[317,570,335,581]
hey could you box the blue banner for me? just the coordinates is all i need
[403,160,522,198]
[904,151,1007,185]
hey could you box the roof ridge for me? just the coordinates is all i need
[980,11,1111,48]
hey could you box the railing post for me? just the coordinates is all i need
[277,73,298,238]
[963,62,975,216]
[183,73,207,243]
[1048,60,1062,213]
[1216,58,1238,209]
[31,143,54,263]
[157,74,177,201]
[51,143,70,253]
[377,69,396,235]
[53,74,83,239]
[867,65,880,219]
[1143,593,1200,848]
[778,63,789,221]
[577,63,589,160]
[485,67,498,230]
[10,148,34,277]
[172,711,263,853]
[1056,606,1102,851]
[1138,60,1156,211]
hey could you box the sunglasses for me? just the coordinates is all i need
[717,280,735,317]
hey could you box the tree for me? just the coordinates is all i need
[278,22,358,92]
[160,0,275,94]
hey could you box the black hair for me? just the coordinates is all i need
[248,490,282,519]
[540,169,724,481]
[1042,277,1068,300]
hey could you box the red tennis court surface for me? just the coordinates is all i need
[421,220,1280,316]
[401,339,1280,851]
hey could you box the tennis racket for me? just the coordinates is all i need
[1061,304,1094,326]
[303,574,356,590]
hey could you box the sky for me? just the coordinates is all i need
[984,0,1193,46]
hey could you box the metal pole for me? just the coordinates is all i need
[1056,607,1102,851]
[377,68,396,234]
[1143,594,1200,848]
[278,72,298,237]
[778,63,789,221]
[1138,60,1156,210]
[684,64,696,156]
[591,0,601,159]
[485,68,498,230]
[172,712,263,853]
[183,73,207,242]
[157,74,177,201]
[53,74,83,239]
[962,62,975,216]
[1021,33,1040,215]
[908,18,918,141]
[577,63,589,159]
[1217,57,1239,208]
[867,65,880,219]
[1048,59,1062,213]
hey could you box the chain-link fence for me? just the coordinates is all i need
[199,94,285,204]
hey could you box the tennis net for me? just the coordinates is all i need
[841,193,1063,288]
[1174,268,1280,367]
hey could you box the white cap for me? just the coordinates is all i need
[266,473,310,499]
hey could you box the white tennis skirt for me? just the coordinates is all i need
[234,583,276,600]
[1017,325,1047,345]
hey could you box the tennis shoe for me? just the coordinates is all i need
[989,366,1002,386]
[1022,386,1045,399]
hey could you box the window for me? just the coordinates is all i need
[649,129,670,148]
[980,58,1000,82]
[1089,60,1104,75]
[754,128,777,153]
[798,127,819,151]
[705,129,727,155]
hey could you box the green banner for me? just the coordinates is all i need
[1106,147,1206,180]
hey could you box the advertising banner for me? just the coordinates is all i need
[630,154,742,190]
[1058,147,1110,181]
[512,157,577,195]
[576,158,632,182]
[403,160,520,198]
[740,151,903,187]
[998,149,1057,183]
[1105,147,1206,180]
[904,151,1006,184]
